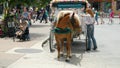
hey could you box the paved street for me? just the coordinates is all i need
[0,17,120,68]
[43,18,120,68]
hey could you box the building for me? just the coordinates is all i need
[88,0,120,14]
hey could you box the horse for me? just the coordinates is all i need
[53,10,82,62]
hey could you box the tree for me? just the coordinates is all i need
[0,0,51,36]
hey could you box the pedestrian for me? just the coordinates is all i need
[21,7,31,40]
[82,8,97,51]
[40,9,48,23]
[108,8,111,18]
[36,9,40,21]
[99,10,104,24]
[21,7,29,20]
[95,10,99,25]
[108,10,114,24]
[46,4,51,19]
[119,13,120,24]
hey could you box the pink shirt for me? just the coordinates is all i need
[119,13,120,18]
[110,11,114,18]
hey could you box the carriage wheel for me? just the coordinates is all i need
[49,30,55,52]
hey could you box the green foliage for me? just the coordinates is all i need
[0,0,6,4]
[0,0,52,8]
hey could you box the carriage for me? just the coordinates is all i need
[49,0,88,62]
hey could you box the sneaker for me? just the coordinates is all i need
[93,47,97,50]
[86,49,91,51]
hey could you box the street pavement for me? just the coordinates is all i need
[0,17,120,68]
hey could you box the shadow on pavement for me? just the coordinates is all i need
[54,40,86,66]
[69,40,86,66]
[71,40,86,54]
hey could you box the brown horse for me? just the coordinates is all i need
[53,10,81,62]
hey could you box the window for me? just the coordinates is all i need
[116,1,120,10]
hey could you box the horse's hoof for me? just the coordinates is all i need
[69,56,72,58]
[65,59,70,62]
[60,54,64,57]
[65,57,70,62]
[57,56,60,59]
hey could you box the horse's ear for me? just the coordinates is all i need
[71,12,75,20]
[71,12,75,26]
[72,12,75,17]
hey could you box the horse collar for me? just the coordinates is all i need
[53,27,72,34]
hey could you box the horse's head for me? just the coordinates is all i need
[56,10,81,33]
[56,12,71,29]
[70,12,82,33]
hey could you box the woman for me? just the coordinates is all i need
[108,10,114,24]
[119,13,120,24]
[83,8,97,51]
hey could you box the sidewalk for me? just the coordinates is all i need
[7,37,81,68]
[6,21,83,68]
[0,21,51,68]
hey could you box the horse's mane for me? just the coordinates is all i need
[57,10,81,26]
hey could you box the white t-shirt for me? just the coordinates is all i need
[83,14,95,25]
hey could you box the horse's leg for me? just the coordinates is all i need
[66,37,72,62]
[55,37,61,59]
[60,39,64,57]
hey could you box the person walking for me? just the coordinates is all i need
[99,10,104,24]
[119,13,120,24]
[82,8,97,51]
[95,10,99,25]
[108,10,114,24]
[40,9,48,23]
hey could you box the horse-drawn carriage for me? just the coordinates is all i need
[49,0,88,62]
